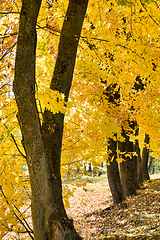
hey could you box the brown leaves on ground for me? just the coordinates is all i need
[66,174,160,239]
[2,174,160,239]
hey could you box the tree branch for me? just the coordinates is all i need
[0,32,17,40]
[139,0,159,25]
[0,186,34,239]
[62,131,93,152]
[0,42,17,61]
[3,123,26,159]
[0,11,20,14]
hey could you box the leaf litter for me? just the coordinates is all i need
[2,174,160,239]
[66,173,160,239]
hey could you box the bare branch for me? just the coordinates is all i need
[0,32,17,39]
[0,42,17,61]
[62,131,94,152]
[23,185,32,200]
[139,0,159,25]
[3,123,26,159]
[36,23,60,37]
[14,205,34,234]
[0,186,34,239]
[0,12,20,14]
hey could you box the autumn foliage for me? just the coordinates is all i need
[0,0,160,239]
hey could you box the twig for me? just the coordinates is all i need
[21,203,32,215]
[0,32,17,39]
[139,0,159,25]
[3,123,26,159]
[62,131,94,152]
[0,83,12,89]
[36,23,60,36]
[0,186,34,239]
[80,36,109,43]
[0,42,17,61]
[117,44,145,59]
[36,23,110,44]
[61,153,100,166]
[10,132,26,159]
[23,185,32,200]
[0,12,20,14]
[14,205,33,234]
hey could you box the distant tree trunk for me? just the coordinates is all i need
[102,83,124,204]
[134,138,142,181]
[119,127,139,198]
[84,163,86,174]
[148,156,154,174]
[100,162,103,168]
[13,0,88,239]
[107,138,124,204]
[133,124,142,185]
[133,77,150,183]
[139,133,150,183]
[88,162,92,172]
[152,166,155,174]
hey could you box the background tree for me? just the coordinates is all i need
[139,133,150,183]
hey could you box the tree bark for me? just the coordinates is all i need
[103,83,124,204]
[107,138,124,204]
[139,133,150,183]
[119,127,139,198]
[134,137,142,180]
[13,0,88,239]
[148,155,153,174]
[133,77,149,184]
[42,0,88,238]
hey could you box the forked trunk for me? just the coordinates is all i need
[13,0,88,239]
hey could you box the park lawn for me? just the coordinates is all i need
[66,173,160,239]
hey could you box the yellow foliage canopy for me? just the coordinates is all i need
[0,0,160,237]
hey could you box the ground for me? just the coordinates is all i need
[66,173,160,239]
[2,173,160,239]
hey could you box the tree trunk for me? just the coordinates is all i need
[132,124,141,179]
[134,138,142,181]
[119,127,139,198]
[139,133,150,183]
[107,138,124,204]
[88,162,92,172]
[133,77,150,183]
[13,0,88,239]
[148,155,153,174]
[103,83,123,204]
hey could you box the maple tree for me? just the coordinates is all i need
[1,0,88,239]
[0,0,160,239]
[63,0,160,204]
